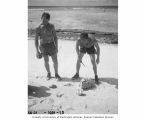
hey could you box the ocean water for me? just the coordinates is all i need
[28,6,118,33]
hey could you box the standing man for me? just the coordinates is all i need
[72,33,100,83]
[35,12,61,80]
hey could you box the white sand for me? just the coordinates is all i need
[28,39,118,114]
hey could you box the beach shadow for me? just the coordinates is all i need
[28,85,51,98]
[83,84,97,91]
[58,77,82,82]
[99,78,118,89]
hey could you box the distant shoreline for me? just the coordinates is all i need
[28,6,118,9]
[28,29,118,44]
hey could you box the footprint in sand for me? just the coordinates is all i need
[40,99,46,103]
[49,84,57,89]
[36,76,39,79]
[56,92,64,98]
[64,83,73,87]
[28,100,37,108]
[66,107,74,111]
[47,98,54,104]
[84,104,88,109]
[35,76,44,79]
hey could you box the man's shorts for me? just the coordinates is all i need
[39,42,56,56]
[80,45,96,54]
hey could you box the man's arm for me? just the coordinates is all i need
[94,41,100,64]
[76,40,80,56]
[35,28,40,53]
[52,25,58,52]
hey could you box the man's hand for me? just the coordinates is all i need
[36,51,42,59]
[96,57,100,64]
[77,52,80,56]
[56,48,58,54]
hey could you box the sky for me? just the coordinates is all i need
[28,0,118,6]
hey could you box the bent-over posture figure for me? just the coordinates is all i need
[72,33,100,83]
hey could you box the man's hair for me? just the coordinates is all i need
[41,12,50,20]
[80,33,88,39]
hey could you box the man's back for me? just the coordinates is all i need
[78,37,96,48]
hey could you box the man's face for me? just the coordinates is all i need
[42,15,49,24]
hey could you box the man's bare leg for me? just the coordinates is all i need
[72,53,84,79]
[51,53,61,79]
[89,54,99,83]
[43,55,51,79]
[76,53,84,74]
[89,54,97,75]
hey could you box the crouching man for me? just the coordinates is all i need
[72,33,100,83]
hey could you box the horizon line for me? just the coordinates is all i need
[28,5,118,7]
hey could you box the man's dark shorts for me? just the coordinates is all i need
[80,45,96,54]
[39,42,56,56]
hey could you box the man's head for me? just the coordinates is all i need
[41,12,50,24]
[80,33,88,39]
[88,33,96,40]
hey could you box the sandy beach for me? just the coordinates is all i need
[28,39,118,114]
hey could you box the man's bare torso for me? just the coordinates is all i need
[36,23,54,45]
